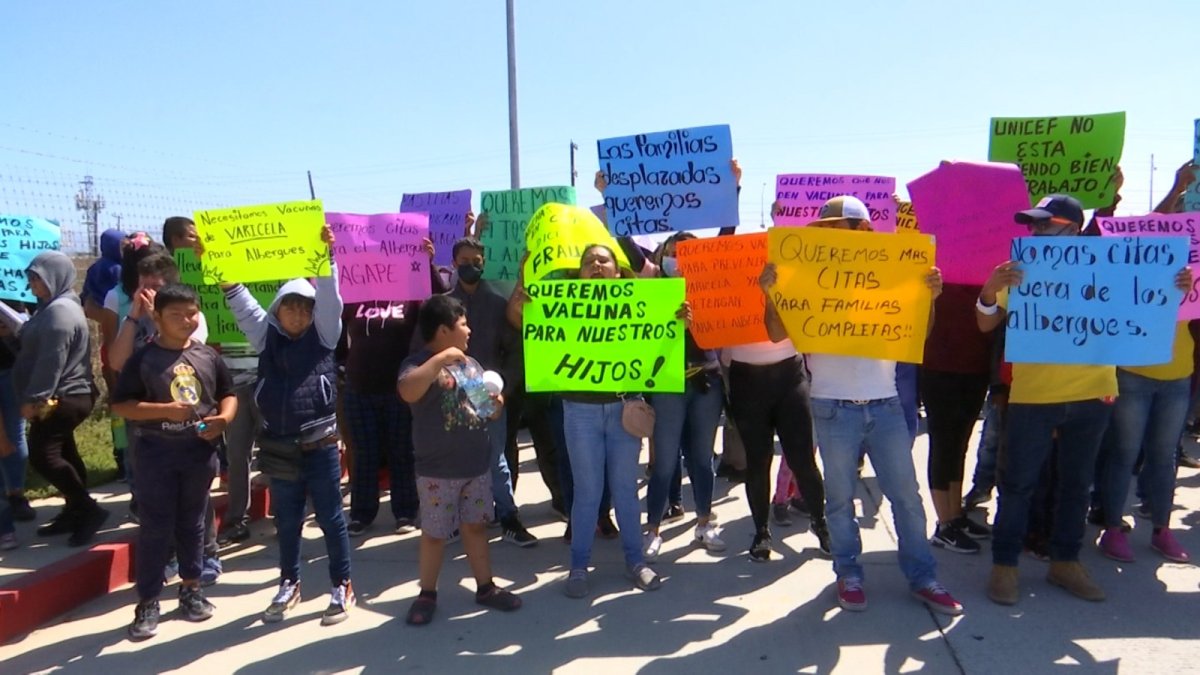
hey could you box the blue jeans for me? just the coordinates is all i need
[271,445,352,585]
[0,368,28,494]
[1101,371,1188,527]
[971,387,1006,491]
[488,415,518,521]
[563,400,643,569]
[992,399,1111,565]
[812,397,937,590]
[647,373,723,527]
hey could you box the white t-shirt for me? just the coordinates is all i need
[724,339,798,365]
[807,354,897,401]
[102,287,210,344]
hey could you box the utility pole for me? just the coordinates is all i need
[307,170,316,199]
[506,0,520,189]
[570,141,578,186]
[74,175,105,257]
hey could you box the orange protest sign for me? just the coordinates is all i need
[896,201,920,233]
[676,233,770,349]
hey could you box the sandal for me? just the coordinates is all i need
[405,596,437,626]
[475,586,522,612]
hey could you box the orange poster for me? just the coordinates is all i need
[676,233,770,349]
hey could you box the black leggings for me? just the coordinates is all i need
[27,393,96,510]
[728,357,823,534]
[921,370,989,491]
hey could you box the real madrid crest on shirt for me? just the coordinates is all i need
[170,362,202,406]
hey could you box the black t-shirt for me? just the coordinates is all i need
[398,349,491,479]
[112,340,234,439]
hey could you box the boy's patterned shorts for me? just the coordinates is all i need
[416,473,493,539]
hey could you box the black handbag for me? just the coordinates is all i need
[255,436,303,482]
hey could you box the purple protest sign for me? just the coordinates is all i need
[326,212,432,304]
[1097,213,1200,319]
[907,161,1031,285]
[774,174,897,231]
[400,190,471,267]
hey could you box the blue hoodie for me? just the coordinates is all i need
[81,229,124,306]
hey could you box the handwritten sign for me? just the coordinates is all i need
[0,215,61,303]
[774,175,897,232]
[1096,213,1200,320]
[523,204,629,282]
[1185,119,1200,213]
[326,212,431,304]
[400,190,471,268]
[175,249,279,344]
[597,124,737,236]
[767,227,935,363]
[675,233,769,349]
[895,202,919,234]
[988,112,1126,209]
[1004,236,1186,365]
[523,278,685,393]
[907,161,1031,285]
[479,186,576,281]
[193,200,329,284]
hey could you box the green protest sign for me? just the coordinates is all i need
[176,249,279,344]
[988,111,1126,209]
[479,186,576,281]
[523,278,686,393]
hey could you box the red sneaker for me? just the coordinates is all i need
[913,581,963,616]
[837,578,867,611]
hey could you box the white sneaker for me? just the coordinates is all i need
[694,523,727,552]
[643,533,664,562]
[263,579,301,623]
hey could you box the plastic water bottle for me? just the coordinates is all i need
[450,363,495,419]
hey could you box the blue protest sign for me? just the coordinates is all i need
[1004,235,1187,365]
[0,215,62,303]
[597,124,738,236]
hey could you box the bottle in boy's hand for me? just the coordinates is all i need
[449,362,496,420]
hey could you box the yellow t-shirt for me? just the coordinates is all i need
[1122,322,1194,381]
[997,288,1118,404]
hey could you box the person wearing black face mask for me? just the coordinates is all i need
[446,237,538,547]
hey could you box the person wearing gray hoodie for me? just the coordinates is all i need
[13,251,107,547]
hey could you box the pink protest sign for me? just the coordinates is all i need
[326,212,432,304]
[400,190,471,268]
[906,161,1031,285]
[774,174,897,232]
[1097,213,1200,319]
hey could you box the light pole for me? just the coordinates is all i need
[506,0,520,189]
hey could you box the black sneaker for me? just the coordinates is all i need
[771,503,793,526]
[930,522,980,554]
[664,504,686,523]
[8,494,35,522]
[217,522,251,546]
[1179,451,1200,469]
[178,585,215,622]
[597,514,618,539]
[394,517,418,535]
[789,497,811,517]
[953,515,992,540]
[811,518,832,557]
[962,485,991,511]
[68,506,110,547]
[347,520,368,537]
[128,600,160,640]
[1086,506,1106,526]
[37,508,78,536]
[749,532,773,562]
[501,517,538,548]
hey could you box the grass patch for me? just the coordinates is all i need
[23,410,118,500]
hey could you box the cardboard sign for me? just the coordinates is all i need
[907,161,1031,285]
[675,233,770,349]
[896,201,919,234]
[175,249,279,344]
[480,186,576,281]
[988,112,1126,209]
[400,190,471,268]
[0,215,61,303]
[1096,213,1200,320]
[774,174,897,232]
[767,227,935,363]
[523,204,629,282]
[327,212,432,303]
[1003,235,1186,365]
[597,124,738,236]
[193,200,329,283]
[523,278,686,393]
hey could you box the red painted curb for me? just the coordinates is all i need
[0,484,271,645]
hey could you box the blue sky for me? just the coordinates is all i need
[2,1,1196,250]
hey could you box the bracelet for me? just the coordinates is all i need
[975,297,999,315]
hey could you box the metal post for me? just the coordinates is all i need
[506,0,521,189]
[307,170,316,199]
[570,141,578,186]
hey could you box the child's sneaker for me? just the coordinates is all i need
[913,581,964,616]
[127,600,160,640]
[627,563,662,591]
[1151,529,1191,563]
[564,569,589,599]
[693,523,726,552]
[178,585,215,622]
[837,577,867,611]
[200,556,222,587]
[263,579,301,623]
[1098,528,1135,562]
[643,533,664,562]
[321,580,355,626]
[0,532,17,551]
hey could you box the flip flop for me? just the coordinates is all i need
[405,597,437,626]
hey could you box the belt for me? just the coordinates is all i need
[836,398,892,406]
[298,434,340,451]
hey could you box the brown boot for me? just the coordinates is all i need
[1047,561,1105,601]
[987,565,1019,605]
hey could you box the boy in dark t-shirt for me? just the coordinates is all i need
[111,284,236,640]
[397,295,521,626]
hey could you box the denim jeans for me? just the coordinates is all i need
[563,400,643,569]
[971,387,1007,491]
[0,368,28,494]
[1100,371,1188,527]
[992,399,1112,565]
[647,372,723,527]
[271,445,352,585]
[812,397,937,590]
[488,415,518,521]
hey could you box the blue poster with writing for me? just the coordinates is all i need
[0,215,62,303]
[596,124,738,237]
[1004,235,1187,365]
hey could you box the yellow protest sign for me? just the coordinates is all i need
[194,200,329,284]
[767,227,935,363]
[522,203,630,281]
[896,201,920,233]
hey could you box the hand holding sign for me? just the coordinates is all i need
[326,212,432,304]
